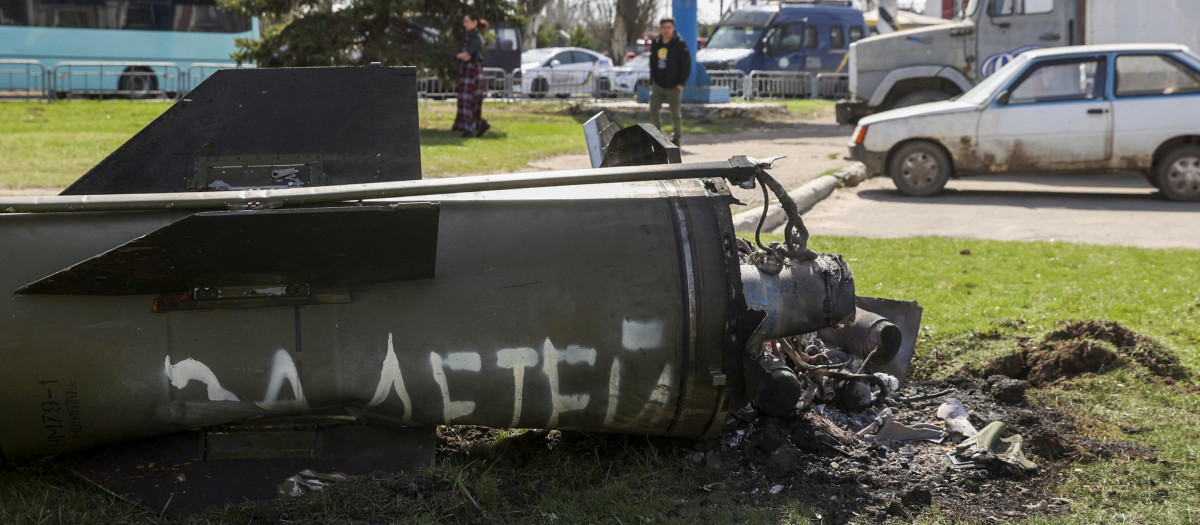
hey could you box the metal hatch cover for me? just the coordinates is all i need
[17,203,439,296]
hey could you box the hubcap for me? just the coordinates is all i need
[900,151,940,188]
[1166,156,1200,197]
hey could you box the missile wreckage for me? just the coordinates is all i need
[0,66,920,512]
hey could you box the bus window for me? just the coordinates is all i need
[19,0,249,32]
[0,0,29,25]
[830,26,845,49]
[489,27,518,51]
[849,26,863,42]
[173,1,249,32]
[805,26,818,49]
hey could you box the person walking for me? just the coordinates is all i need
[648,17,691,146]
[452,13,491,138]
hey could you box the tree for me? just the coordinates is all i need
[516,0,552,50]
[218,0,518,77]
[573,0,656,64]
[611,0,656,64]
[568,25,596,50]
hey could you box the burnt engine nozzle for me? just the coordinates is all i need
[818,308,904,365]
[740,254,857,342]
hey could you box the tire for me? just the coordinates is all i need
[893,89,952,110]
[118,68,157,99]
[595,78,612,98]
[530,77,548,99]
[1156,144,1200,201]
[888,141,952,196]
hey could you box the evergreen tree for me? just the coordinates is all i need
[218,0,518,76]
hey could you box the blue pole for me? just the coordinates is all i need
[672,0,711,86]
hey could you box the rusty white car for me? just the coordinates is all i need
[848,44,1200,201]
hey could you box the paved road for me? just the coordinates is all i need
[529,121,852,208]
[802,173,1200,249]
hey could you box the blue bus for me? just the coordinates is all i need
[0,0,257,97]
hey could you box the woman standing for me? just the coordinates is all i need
[452,13,491,138]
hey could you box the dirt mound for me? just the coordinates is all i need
[1044,320,1188,380]
[980,320,1188,386]
[1026,339,1120,386]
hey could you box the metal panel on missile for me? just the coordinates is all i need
[59,66,422,195]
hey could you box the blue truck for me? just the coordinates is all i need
[696,2,867,74]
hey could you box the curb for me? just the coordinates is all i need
[731,162,868,232]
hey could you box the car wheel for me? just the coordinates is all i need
[893,89,952,110]
[1156,144,1200,201]
[531,77,549,99]
[118,67,157,99]
[888,141,952,196]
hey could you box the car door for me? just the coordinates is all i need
[546,51,576,90]
[1109,52,1200,168]
[763,21,806,71]
[975,55,1112,172]
[977,0,1068,79]
[572,50,602,87]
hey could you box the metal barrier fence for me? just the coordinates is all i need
[707,69,747,97]
[0,59,47,99]
[742,71,850,100]
[52,61,185,99]
[745,70,813,100]
[484,67,512,99]
[416,67,513,100]
[815,73,849,99]
[2,59,849,103]
[186,63,253,90]
[508,69,617,99]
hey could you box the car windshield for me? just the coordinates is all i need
[707,26,762,49]
[958,54,1029,105]
[521,49,557,65]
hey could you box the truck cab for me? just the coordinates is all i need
[837,0,1082,124]
[697,2,867,75]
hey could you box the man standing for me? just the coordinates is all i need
[649,17,691,146]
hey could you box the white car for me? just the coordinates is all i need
[517,47,615,98]
[849,44,1200,201]
[613,52,650,94]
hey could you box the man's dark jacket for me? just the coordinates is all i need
[649,34,691,89]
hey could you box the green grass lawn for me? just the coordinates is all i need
[0,99,833,189]
[1,235,1197,524]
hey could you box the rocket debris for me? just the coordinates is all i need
[0,69,921,513]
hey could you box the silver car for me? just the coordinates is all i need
[516,47,616,98]
[849,44,1200,201]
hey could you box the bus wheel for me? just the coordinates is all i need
[118,67,157,99]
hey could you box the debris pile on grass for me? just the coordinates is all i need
[698,376,1100,523]
[981,320,1190,386]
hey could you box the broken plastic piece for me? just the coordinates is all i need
[949,421,1038,471]
[874,420,945,444]
[937,398,978,438]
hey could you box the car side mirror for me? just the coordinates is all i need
[996,90,1010,105]
[550,59,561,67]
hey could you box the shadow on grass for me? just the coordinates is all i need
[419,128,509,145]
